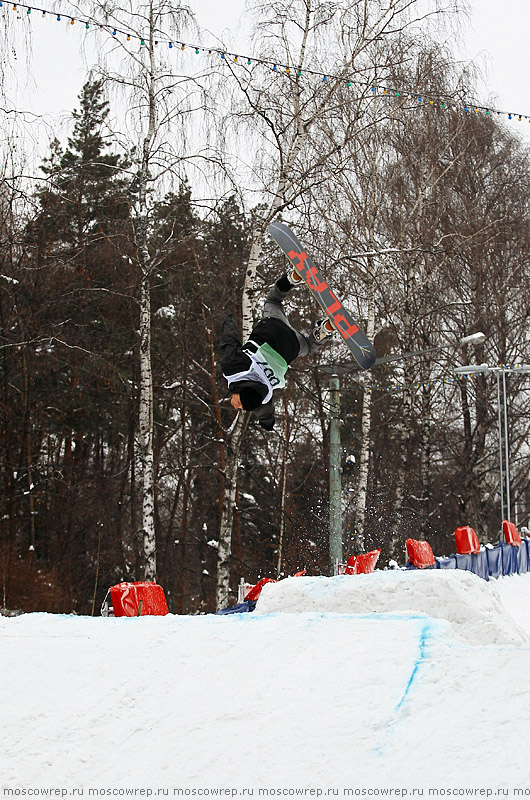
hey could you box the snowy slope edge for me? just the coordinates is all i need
[254,570,530,646]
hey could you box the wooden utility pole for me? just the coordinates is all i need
[329,374,342,574]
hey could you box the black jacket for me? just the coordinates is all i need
[220,315,300,429]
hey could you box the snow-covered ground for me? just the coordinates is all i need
[2,570,530,795]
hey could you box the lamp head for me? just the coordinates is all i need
[454,363,490,375]
[460,332,486,346]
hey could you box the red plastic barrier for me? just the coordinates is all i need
[244,577,277,603]
[454,526,480,555]
[344,549,381,575]
[110,582,169,616]
[503,520,522,547]
[244,571,305,602]
[406,538,435,569]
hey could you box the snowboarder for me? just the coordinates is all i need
[220,271,335,430]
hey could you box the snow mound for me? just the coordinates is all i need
[255,569,530,645]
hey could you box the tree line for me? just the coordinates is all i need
[1,0,530,613]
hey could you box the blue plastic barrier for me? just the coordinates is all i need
[501,542,519,576]
[517,540,529,574]
[486,546,503,579]
[455,553,474,572]
[424,541,528,580]
[471,550,489,581]
[436,556,457,569]
[215,601,256,615]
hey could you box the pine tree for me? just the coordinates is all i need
[18,81,135,611]
[38,80,126,250]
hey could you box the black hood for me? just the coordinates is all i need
[230,380,268,410]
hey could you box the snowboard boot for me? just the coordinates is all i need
[276,270,303,292]
[312,318,335,342]
[286,269,303,287]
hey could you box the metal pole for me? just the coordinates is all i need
[329,374,342,574]
[502,369,511,521]
[496,372,505,524]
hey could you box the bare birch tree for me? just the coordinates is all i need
[86,0,200,579]
[214,0,459,606]
[309,55,394,552]
[289,37,473,561]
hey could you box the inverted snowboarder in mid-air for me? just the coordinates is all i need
[220,271,335,431]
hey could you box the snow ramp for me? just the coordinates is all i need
[254,569,529,645]
[3,575,530,788]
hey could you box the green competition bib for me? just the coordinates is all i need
[248,342,288,389]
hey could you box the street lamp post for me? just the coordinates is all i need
[319,331,486,571]
[502,370,510,520]
[454,362,530,525]
[496,372,505,521]
[329,374,342,574]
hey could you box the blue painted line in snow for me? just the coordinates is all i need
[244,611,434,622]
[372,618,437,759]
[394,619,432,712]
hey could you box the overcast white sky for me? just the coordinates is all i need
[463,0,530,123]
[5,0,530,143]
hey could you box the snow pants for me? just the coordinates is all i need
[262,283,323,358]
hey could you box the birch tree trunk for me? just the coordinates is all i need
[215,414,247,609]
[135,7,158,581]
[351,84,382,549]
[214,22,309,607]
[94,0,195,581]
[138,263,156,580]
[353,278,376,550]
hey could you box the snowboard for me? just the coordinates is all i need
[268,221,376,370]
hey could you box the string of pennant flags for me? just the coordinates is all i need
[358,363,530,396]
[3,0,530,124]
